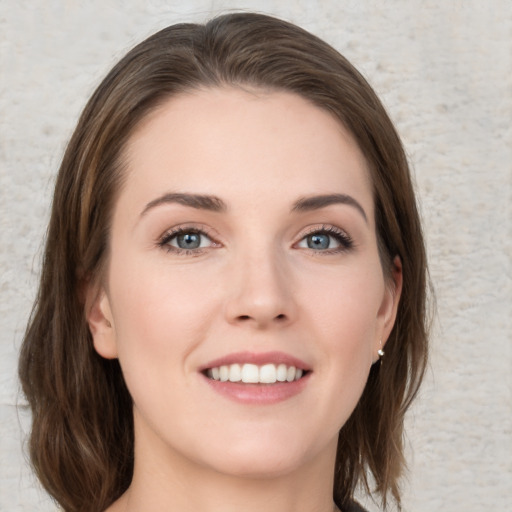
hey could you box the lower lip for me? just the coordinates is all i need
[201,373,310,405]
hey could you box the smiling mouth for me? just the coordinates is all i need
[204,363,307,384]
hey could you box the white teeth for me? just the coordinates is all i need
[228,363,242,382]
[259,364,277,384]
[206,363,306,384]
[276,363,288,382]
[241,363,259,383]
[219,365,229,382]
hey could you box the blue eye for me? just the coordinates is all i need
[307,233,332,250]
[160,229,214,253]
[297,227,353,252]
[173,232,203,249]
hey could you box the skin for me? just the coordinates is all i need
[87,87,402,512]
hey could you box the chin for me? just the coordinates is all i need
[208,449,306,480]
[195,428,324,480]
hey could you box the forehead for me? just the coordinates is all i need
[120,87,373,214]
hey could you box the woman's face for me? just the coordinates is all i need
[89,87,401,479]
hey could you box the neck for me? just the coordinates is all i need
[112,420,339,512]
[126,467,338,512]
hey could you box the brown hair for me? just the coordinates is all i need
[19,12,428,512]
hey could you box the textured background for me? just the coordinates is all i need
[1,1,511,510]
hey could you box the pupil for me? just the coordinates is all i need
[308,234,329,250]
[177,232,200,249]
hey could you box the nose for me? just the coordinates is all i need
[224,248,296,329]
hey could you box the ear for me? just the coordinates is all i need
[374,255,403,362]
[86,284,118,359]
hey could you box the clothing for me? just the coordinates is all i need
[345,500,369,512]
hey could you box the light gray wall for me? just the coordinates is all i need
[1,1,510,510]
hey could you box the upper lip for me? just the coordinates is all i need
[199,351,311,371]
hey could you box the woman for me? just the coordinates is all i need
[19,12,428,512]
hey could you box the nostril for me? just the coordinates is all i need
[236,314,286,322]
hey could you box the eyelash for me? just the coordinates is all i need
[297,225,354,254]
[157,224,354,256]
[157,225,218,256]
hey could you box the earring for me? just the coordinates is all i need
[377,339,385,358]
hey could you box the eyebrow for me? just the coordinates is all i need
[291,194,368,223]
[141,192,227,216]
[140,191,367,223]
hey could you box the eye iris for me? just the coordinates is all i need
[308,233,330,250]
[177,232,201,249]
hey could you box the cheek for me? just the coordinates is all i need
[299,262,383,391]
[106,251,221,368]
[301,261,383,339]
[105,255,220,429]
